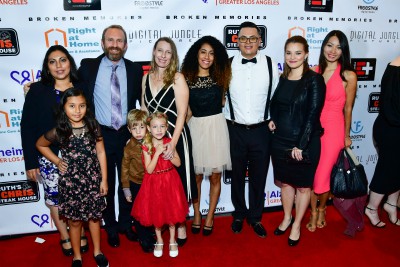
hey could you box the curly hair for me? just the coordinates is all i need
[318,30,355,81]
[181,35,231,92]
[56,88,100,146]
[40,45,79,87]
[150,37,179,86]
[282,35,310,79]
[142,111,169,155]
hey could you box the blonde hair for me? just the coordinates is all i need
[127,109,148,128]
[143,112,169,155]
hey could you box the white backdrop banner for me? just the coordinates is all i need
[1,0,399,235]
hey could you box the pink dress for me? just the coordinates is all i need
[131,137,189,228]
[313,65,346,194]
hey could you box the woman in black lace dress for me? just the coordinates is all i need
[141,37,196,246]
[181,36,232,236]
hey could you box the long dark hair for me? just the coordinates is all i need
[181,35,231,92]
[318,30,355,81]
[40,45,79,86]
[282,35,310,79]
[56,88,100,146]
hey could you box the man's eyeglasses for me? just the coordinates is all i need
[238,36,260,43]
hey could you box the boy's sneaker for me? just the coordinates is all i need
[94,253,109,267]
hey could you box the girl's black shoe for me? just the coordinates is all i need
[80,236,89,253]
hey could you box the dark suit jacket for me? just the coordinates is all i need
[270,70,326,150]
[78,54,143,120]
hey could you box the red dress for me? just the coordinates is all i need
[131,137,189,228]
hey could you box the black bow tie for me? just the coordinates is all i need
[242,58,257,64]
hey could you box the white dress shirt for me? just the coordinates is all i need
[223,51,279,125]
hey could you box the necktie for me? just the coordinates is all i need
[111,64,122,130]
[242,58,257,64]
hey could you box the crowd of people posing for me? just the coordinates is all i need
[20,22,400,267]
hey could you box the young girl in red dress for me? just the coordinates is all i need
[131,112,188,258]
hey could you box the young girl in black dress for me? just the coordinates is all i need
[36,88,109,267]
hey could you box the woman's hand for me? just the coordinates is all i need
[56,158,68,174]
[26,168,40,181]
[268,121,276,132]
[100,180,108,196]
[345,136,352,148]
[163,141,175,160]
[23,81,33,97]
[155,143,166,156]
[291,147,303,161]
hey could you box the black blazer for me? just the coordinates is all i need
[20,81,84,170]
[78,54,143,121]
[270,70,326,150]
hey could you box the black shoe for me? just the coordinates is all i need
[231,219,244,233]
[202,220,214,236]
[288,236,300,246]
[274,217,294,236]
[107,233,120,248]
[80,236,89,253]
[60,238,73,256]
[94,253,109,267]
[250,222,267,238]
[139,239,155,253]
[71,259,82,267]
[176,237,187,247]
[125,228,139,242]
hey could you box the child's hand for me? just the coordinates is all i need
[100,180,108,196]
[125,196,132,202]
[56,158,68,174]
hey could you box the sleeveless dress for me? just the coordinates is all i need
[44,125,106,221]
[313,65,346,194]
[188,76,231,176]
[270,79,321,187]
[131,137,189,228]
[144,75,197,200]
[369,64,400,194]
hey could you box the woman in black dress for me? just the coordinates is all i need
[181,36,232,236]
[268,36,325,246]
[365,56,400,227]
[141,37,196,246]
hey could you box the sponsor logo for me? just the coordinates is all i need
[288,26,328,50]
[216,0,280,6]
[0,180,40,205]
[388,19,398,23]
[135,61,151,75]
[31,213,52,228]
[44,27,101,54]
[0,109,22,134]
[350,30,399,43]
[0,0,28,4]
[352,58,376,81]
[133,0,164,9]
[304,0,333,12]
[266,190,281,206]
[10,69,41,85]
[288,16,372,23]
[365,153,378,165]
[0,147,24,164]
[0,29,20,56]
[64,0,101,10]
[29,15,141,22]
[368,92,380,113]
[358,0,378,14]
[224,24,267,50]
[350,120,365,142]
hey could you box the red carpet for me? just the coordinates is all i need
[1,206,399,267]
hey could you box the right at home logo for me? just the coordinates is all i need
[0,29,20,56]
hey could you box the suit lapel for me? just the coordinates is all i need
[124,58,133,112]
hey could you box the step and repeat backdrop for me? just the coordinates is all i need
[0,0,399,235]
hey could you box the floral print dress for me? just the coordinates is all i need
[44,125,106,221]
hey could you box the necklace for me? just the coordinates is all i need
[72,125,85,138]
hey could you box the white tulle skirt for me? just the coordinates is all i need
[188,113,232,176]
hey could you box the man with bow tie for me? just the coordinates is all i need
[223,21,279,238]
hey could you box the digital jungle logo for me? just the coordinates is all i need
[64,0,101,10]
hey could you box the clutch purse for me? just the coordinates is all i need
[284,149,311,164]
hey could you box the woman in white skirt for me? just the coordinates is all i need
[181,36,232,236]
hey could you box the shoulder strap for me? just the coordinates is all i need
[264,55,273,120]
[226,56,235,121]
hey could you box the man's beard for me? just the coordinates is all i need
[104,46,124,61]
